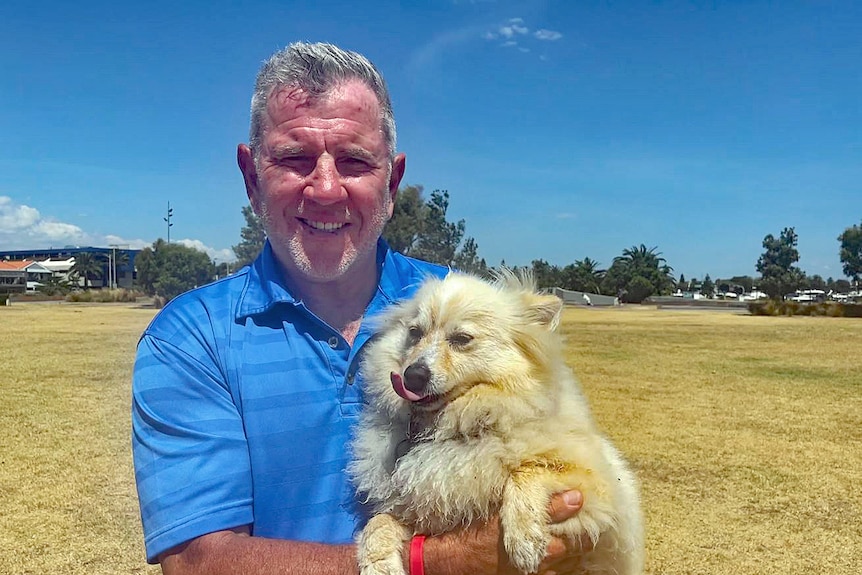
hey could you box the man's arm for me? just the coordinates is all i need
[159,491,586,575]
[159,527,358,575]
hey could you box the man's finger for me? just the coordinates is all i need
[547,490,583,523]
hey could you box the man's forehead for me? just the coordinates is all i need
[267,80,380,117]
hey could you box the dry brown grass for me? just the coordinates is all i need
[0,303,160,575]
[561,306,862,574]
[1,302,860,574]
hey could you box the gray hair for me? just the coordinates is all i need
[248,42,397,159]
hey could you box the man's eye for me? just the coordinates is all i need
[275,157,315,175]
[448,333,473,347]
[337,158,371,176]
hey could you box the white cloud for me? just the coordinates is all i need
[0,195,88,246]
[0,195,234,262]
[0,196,41,230]
[32,220,88,242]
[535,29,563,41]
[483,19,563,53]
[177,239,235,264]
[498,18,529,39]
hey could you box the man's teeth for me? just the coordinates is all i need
[306,220,345,231]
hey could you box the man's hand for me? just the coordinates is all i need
[422,490,588,575]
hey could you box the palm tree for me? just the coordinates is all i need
[70,252,104,289]
[563,258,606,294]
[606,245,676,302]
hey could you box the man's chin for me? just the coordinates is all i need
[285,247,359,283]
[269,234,380,284]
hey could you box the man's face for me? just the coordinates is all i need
[239,80,404,283]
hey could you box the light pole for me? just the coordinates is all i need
[164,202,174,243]
[111,246,116,289]
[109,243,128,289]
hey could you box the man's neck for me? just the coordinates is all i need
[281,258,379,345]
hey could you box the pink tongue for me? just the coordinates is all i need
[391,371,425,402]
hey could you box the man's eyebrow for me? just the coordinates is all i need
[269,145,306,157]
[340,147,376,161]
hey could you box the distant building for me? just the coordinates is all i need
[0,260,29,294]
[0,247,141,289]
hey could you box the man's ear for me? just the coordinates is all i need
[387,153,406,216]
[237,144,261,214]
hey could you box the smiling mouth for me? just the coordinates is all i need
[300,218,347,232]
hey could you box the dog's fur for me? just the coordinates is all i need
[349,271,644,575]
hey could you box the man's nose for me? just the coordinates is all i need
[305,155,347,205]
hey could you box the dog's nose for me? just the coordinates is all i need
[404,362,431,394]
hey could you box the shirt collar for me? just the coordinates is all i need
[236,238,427,321]
[236,240,299,320]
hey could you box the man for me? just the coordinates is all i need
[132,42,585,575]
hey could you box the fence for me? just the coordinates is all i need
[550,287,619,307]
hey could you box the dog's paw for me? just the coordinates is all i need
[504,525,549,574]
[356,514,411,575]
[437,394,504,438]
[501,487,550,574]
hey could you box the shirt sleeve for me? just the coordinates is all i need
[132,324,253,563]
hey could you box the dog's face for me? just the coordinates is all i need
[363,272,563,416]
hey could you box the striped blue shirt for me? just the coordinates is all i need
[132,239,447,563]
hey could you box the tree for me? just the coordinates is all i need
[384,187,483,269]
[563,258,605,294]
[136,239,216,301]
[233,205,266,267]
[700,274,715,298]
[452,237,488,276]
[36,276,72,296]
[70,252,104,288]
[838,221,862,284]
[626,276,654,304]
[530,259,562,289]
[756,227,804,299]
[602,244,675,302]
[383,185,426,255]
[676,273,687,293]
[728,275,755,294]
[410,190,465,265]
[805,274,827,291]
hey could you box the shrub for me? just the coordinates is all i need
[66,289,141,303]
[748,300,862,318]
[842,303,862,318]
[625,276,654,304]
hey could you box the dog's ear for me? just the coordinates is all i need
[522,293,563,331]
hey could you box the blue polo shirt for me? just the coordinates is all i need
[132,240,447,563]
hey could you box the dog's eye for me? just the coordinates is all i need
[448,332,474,347]
[407,325,423,341]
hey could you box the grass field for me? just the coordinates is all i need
[1,302,860,574]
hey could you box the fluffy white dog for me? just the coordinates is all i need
[349,271,644,575]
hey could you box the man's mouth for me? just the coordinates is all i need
[300,218,346,232]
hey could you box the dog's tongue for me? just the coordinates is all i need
[391,371,425,402]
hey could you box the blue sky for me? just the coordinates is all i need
[1,1,860,280]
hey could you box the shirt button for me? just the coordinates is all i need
[327,336,339,349]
